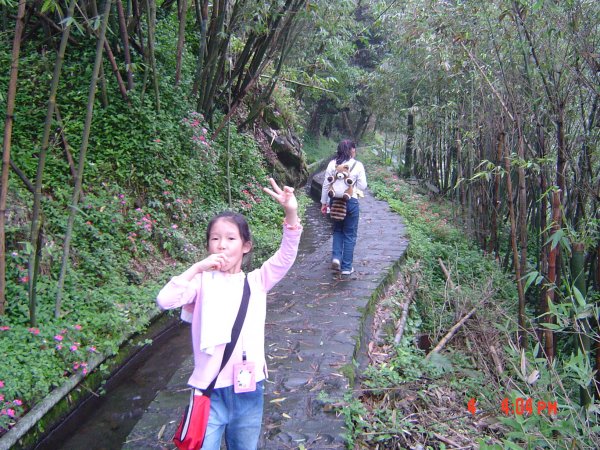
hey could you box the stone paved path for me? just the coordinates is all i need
[124,185,407,450]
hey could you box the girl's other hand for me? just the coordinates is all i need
[196,253,228,272]
[263,178,298,212]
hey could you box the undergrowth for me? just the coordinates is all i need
[0,43,306,435]
[331,152,599,449]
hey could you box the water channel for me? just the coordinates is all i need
[34,192,328,449]
[34,320,191,450]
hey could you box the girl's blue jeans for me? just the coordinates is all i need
[331,198,360,271]
[201,381,264,450]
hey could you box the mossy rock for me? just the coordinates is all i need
[262,107,286,130]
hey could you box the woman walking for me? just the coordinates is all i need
[320,139,367,276]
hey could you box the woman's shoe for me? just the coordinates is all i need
[331,259,341,271]
[341,267,354,275]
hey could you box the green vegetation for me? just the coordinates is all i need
[302,135,337,165]
[335,150,599,449]
[0,45,294,433]
[1,0,598,446]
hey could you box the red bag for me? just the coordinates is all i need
[173,390,211,450]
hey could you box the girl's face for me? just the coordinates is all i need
[207,218,252,274]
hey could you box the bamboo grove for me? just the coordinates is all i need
[371,0,599,405]
[0,0,308,319]
[1,0,599,413]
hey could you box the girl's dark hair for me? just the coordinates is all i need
[335,139,356,164]
[206,211,252,248]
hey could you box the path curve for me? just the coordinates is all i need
[261,190,407,449]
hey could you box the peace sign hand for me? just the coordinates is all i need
[263,178,298,212]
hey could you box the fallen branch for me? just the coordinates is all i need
[438,258,457,291]
[394,273,418,344]
[425,288,495,360]
[489,345,504,375]
[432,432,464,449]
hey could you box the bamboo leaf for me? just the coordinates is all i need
[540,322,562,330]
[572,286,586,308]
[546,229,564,250]
[523,270,542,293]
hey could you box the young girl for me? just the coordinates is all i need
[156,178,301,450]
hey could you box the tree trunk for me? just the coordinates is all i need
[504,141,527,348]
[55,0,113,317]
[145,0,160,112]
[175,0,188,86]
[116,0,134,90]
[516,131,528,327]
[544,190,562,362]
[191,0,208,98]
[571,242,592,407]
[28,0,77,325]
[594,243,600,399]
[342,111,353,137]
[489,130,504,256]
[403,105,414,178]
[103,38,130,103]
[0,0,27,315]
[456,129,467,223]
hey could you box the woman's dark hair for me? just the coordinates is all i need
[206,211,252,248]
[335,139,356,164]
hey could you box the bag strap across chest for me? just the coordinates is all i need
[202,277,250,396]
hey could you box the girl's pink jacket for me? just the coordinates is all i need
[156,226,302,390]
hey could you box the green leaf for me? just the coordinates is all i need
[540,322,562,330]
[523,270,542,293]
[502,440,526,450]
[572,286,586,308]
[547,229,564,250]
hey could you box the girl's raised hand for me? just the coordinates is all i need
[263,178,298,212]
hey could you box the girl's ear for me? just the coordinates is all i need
[243,240,253,254]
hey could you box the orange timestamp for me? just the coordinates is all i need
[467,397,558,416]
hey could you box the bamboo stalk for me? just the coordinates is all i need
[191,0,208,98]
[503,138,527,348]
[116,0,134,90]
[544,190,562,362]
[9,159,34,193]
[54,105,77,181]
[28,0,77,326]
[174,0,188,85]
[102,39,130,103]
[0,0,27,315]
[55,0,113,317]
[145,0,160,112]
[571,241,591,407]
